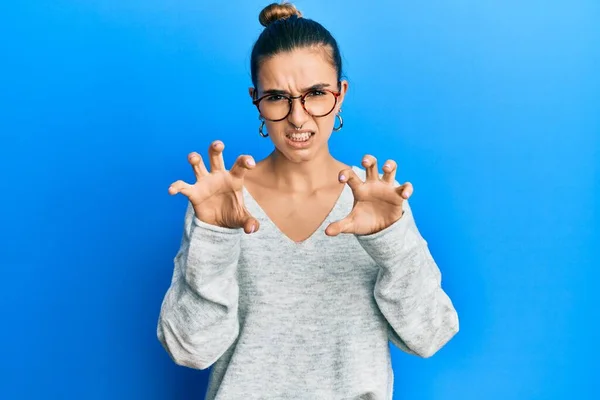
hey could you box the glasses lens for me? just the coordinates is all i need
[304,91,337,117]
[258,95,290,121]
[257,91,337,121]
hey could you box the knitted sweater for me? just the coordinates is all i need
[157,165,459,399]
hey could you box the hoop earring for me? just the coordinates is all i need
[333,112,343,132]
[259,118,268,138]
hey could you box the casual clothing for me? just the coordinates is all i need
[157,165,459,399]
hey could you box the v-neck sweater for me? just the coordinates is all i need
[157,165,459,400]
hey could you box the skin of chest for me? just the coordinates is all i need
[249,186,344,243]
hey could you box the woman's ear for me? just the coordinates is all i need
[248,87,255,99]
[337,80,349,110]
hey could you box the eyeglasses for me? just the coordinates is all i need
[252,87,341,122]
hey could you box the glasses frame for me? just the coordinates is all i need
[252,86,342,122]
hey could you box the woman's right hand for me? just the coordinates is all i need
[168,140,260,234]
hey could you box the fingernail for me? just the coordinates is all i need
[384,163,391,169]
[339,174,346,181]
[247,159,255,166]
[250,224,255,233]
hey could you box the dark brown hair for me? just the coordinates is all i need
[250,2,343,89]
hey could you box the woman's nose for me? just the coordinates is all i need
[288,97,310,126]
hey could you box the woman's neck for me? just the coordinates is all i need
[264,150,342,194]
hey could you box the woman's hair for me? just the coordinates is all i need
[250,2,343,89]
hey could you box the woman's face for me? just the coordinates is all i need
[250,46,348,163]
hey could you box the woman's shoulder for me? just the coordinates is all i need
[242,160,367,190]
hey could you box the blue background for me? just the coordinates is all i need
[1,1,598,399]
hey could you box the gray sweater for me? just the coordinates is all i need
[157,165,459,400]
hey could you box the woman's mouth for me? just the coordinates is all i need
[285,131,315,148]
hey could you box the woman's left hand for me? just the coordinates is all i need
[325,155,413,236]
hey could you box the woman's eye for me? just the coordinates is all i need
[266,95,285,102]
[307,90,325,97]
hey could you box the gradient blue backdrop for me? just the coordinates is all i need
[1,1,598,399]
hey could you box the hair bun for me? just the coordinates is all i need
[259,2,303,27]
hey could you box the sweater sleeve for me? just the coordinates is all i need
[355,197,459,358]
[157,202,242,369]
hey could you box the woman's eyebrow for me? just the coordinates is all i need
[261,83,331,95]
[302,83,331,91]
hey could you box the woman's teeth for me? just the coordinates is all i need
[287,132,313,142]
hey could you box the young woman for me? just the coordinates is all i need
[157,3,459,399]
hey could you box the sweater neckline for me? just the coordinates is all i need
[241,165,359,246]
